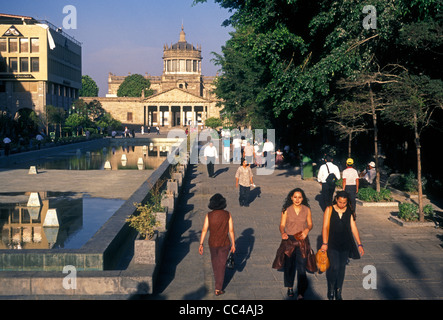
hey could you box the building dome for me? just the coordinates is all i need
[163,25,202,75]
[171,26,195,50]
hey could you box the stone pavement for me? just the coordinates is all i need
[146,155,443,300]
[1,132,442,301]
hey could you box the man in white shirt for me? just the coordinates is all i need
[204,141,218,177]
[232,135,242,164]
[342,158,359,212]
[317,155,341,210]
[361,161,376,186]
[262,138,274,166]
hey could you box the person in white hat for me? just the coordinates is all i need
[359,161,376,187]
[342,158,359,212]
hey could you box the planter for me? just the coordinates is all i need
[388,214,435,228]
[161,193,175,213]
[388,186,427,200]
[172,172,183,188]
[134,231,165,264]
[356,199,399,208]
[154,208,169,231]
[167,179,178,196]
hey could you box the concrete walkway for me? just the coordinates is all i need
[147,157,443,300]
[1,132,442,300]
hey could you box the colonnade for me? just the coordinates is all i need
[145,105,207,127]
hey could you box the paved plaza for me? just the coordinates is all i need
[147,146,443,300]
[0,134,442,301]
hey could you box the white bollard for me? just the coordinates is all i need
[27,192,41,207]
[43,209,59,227]
[28,166,38,174]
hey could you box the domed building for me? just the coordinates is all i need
[91,26,221,129]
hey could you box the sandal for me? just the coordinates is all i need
[215,290,225,296]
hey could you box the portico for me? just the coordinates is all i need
[143,87,210,128]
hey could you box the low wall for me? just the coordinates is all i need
[0,136,191,296]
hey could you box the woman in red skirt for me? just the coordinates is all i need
[199,193,236,296]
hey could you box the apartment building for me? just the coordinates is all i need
[0,13,81,117]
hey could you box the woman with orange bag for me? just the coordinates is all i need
[320,191,364,300]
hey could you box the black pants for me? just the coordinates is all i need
[283,246,308,295]
[206,156,215,177]
[326,249,349,291]
[239,185,250,206]
[344,185,357,212]
[321,183,336,210]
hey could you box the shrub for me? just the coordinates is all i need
[391,172,427,193]
[398,203,419,221]
[398,203,435,222]
[358,188,393,202]
[126,203,160,240]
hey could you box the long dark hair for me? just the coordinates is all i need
[333,191,356,220]
[281,188,310,212]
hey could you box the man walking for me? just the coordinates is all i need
[342,158,359,212]
[317,155,340,210]
[204,141,218,178]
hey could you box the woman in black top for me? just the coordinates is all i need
[320,191,364,300]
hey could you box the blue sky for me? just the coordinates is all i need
[2,0,234,96]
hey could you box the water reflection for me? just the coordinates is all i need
[35,144,169,170]
[0,192,124,249]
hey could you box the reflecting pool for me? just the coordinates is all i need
[0,192,125,250]
[24,144,170,170]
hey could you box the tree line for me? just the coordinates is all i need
[194,0,443,221]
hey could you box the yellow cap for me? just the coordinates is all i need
[346,158,354,165]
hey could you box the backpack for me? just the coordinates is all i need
[325,163,337,186]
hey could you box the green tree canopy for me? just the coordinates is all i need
[205,117,223,129]
[117,74,154,97]
[79,75,99,97]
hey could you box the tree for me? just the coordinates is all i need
[205,117,223,129]
[328,100,368,158]
[212,26,273,128]
[117,74,153,98]
[45,105,65,138]
[383,72,443,221]
[79,75,99,97]
[96,112,122,133]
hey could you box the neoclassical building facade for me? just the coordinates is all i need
[85,26,221,128]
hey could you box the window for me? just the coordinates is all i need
[180,60,185,72]
[9,38,18,52]
[20,38,29,53]
[31,57,39,72]
[9,57,18,72]
[186,60,191,72]
[31,38,39,53]
[167,60,171,72]
[193,60,198,72]
[0,57,6,72]
[0,39,6,52]
[20,58,29,72]
[127,112,133,122]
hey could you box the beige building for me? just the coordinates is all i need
[0,13,82,117]
[91,26,221,128]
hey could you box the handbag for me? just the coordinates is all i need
[226,252,235,269]
[316,250,330,273]
[306,248,318,273]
